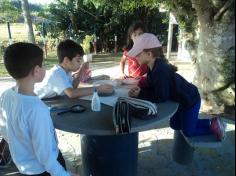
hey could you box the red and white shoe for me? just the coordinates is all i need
[210,117,227,141]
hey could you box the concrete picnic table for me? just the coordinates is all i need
[43,80,179,176]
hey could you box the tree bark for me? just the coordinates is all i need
[193,1,235,114]
[21,0,35,43]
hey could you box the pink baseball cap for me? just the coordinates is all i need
[127,33,162,57]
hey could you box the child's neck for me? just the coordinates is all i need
[147,58,156,71]
[16,78,36,96]
[59,63,70,73]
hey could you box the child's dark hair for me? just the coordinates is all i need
[57,39,84,63]
[4,42,43,79]
[143,47,178,72]
[124,21,147,51]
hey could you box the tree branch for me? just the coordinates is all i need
[191,0,211,12]
[214,0,234,21]
[191,0,214,25]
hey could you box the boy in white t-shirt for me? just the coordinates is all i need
[0,43,79,176]
[34,39,113,99]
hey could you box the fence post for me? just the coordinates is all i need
[7,22,13,44]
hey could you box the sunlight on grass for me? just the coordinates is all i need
[0,51,122,77]
[0,23,40,43]
[0,51,58,77]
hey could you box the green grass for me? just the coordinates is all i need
[0,23,57,77]
[0,23,40,43]
[0,52,123,77]
[0,50,58,77]
[0,23,123,77]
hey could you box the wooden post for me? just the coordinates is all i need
[93,37,97,54]
[42,22,47,58]
[7,22,13,44]
[167,17,173,60]
[114,35,117,54]
[43,39,47,58]
[167,13,178,60]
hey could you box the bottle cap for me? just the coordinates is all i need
[93,87,97,92]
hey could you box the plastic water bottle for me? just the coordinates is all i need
[91,87,101,111]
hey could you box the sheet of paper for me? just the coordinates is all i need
[81,87,129,107]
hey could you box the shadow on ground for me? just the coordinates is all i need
[1,127,234,176]
[137,130,235,176]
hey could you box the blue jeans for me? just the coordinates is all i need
[170,99,212,137]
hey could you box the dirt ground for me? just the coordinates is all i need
[0,58,235,176]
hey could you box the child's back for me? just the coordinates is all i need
[0,88,61,174]
[0,42,77,175]
[127,33,226,141]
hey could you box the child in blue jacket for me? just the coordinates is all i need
[127,33,226,141]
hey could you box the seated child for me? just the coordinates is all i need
[34,39,113,99]
[0,43,79,175]
[120,21,148,88]
[127,33,226,141]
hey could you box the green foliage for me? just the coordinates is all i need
[82,35,95,54]
[94,0,197,34]
[38,0,168,52]
[0,0,20,23]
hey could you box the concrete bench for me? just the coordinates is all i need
[172,130,224,165]
[171,114,230,165]
[182,131,222,148]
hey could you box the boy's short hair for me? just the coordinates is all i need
[4,42,43,79]
[57,39,84,63]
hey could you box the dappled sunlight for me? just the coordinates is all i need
[225,121,235,132]
[92,65,122,78]
[5,172,20,175]
[138,128,174,150]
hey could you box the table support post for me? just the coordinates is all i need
[81,133,138,176]
[172,130,195,165]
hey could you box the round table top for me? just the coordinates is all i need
[44,97,179,135]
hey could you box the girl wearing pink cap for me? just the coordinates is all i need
[128,33,226,141]
[120,21,148,87]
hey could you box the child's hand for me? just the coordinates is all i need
[72,63,90,79]
[77,63,87,73]
[81,62,89,70]
[128,86,141,97]
[97,84,114,94]
[134,76,141,80]
[120,73,130,79]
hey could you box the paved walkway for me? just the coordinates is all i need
[0,58,235,176]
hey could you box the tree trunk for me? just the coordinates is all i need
[21,0,35,43]
[193,3,235,114]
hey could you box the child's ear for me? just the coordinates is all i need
[147,51,152,57]
[32,65,40,76]
[63,57,71,64]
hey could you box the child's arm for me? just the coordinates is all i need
[138,87,156,102]
[120,54,128,78]
[29,105,71,176]
[64,84,113,98]
[139,69,172,103]
[72,63,88,88]
[0,107,7,142]
[129,86,141,97]
[64,87,93,98]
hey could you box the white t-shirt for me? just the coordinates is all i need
[34,65,73,99]
[0,88,70,176]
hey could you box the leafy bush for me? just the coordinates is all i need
[82,35,95,54]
